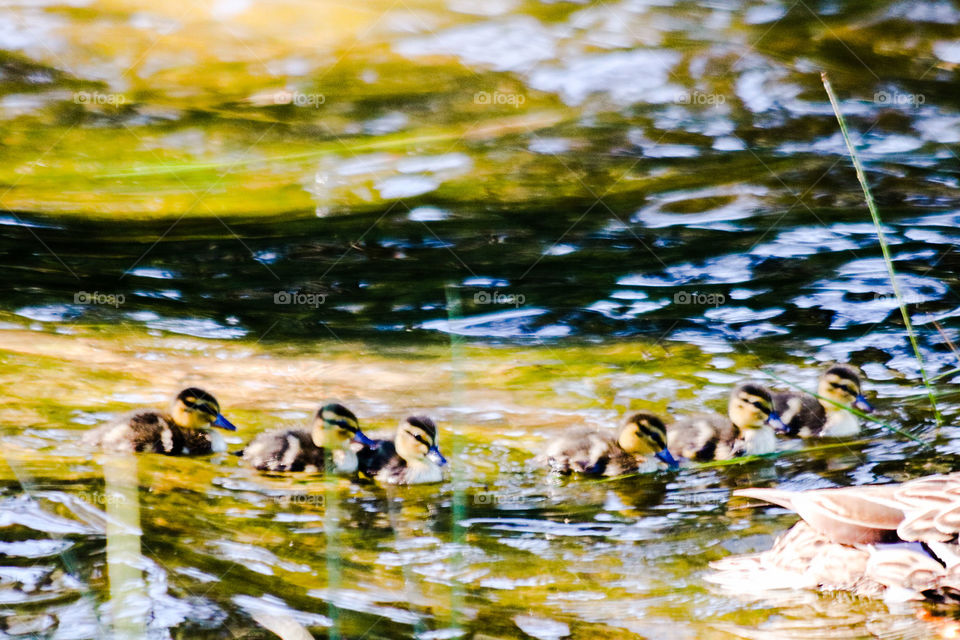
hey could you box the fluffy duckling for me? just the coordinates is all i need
[242,402,375,473]
[710,473,960,603]
[667,383,787,460]
[82,387,237,455]
[357,416,448,485]
[539,411,680,476]
[773,364,873,437]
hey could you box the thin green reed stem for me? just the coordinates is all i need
[103,456,147,640]
[383,488,426,636]
[821,72,941,426]
[444,284,466,632]
[324,437,341,640]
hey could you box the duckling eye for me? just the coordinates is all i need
[740,397,767,412]
[407,431,430,446]
[189,401,219,417]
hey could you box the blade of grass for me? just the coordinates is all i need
[444,284,466,634]
[691,438,874,469]
[821,72,941,426]
[589,438,875,482]
[931,366,960,382]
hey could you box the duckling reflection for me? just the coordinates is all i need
[242,402,375,473]
[539,411,679,477]
[667,382,787,460]
[357,416,447,485]
[773,364,873,437]
[82,387,237,455]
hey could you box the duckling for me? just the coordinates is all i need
[539,411,679,476]
[709,473,960,603]
[81,387,237,455]
[241,402,375,473]
[357,416,447,485]
[667,382,787,460]
[773,364,874,437]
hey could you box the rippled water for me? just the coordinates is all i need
[2,0,960,638]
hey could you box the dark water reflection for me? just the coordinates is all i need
[5,201,959,376]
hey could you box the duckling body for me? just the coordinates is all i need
[242,429,340,473]
[357,416,447,485]
[666,383,786,461]
[709,473,960,602]
[774,364,873,437]
[666,414,741,462]
[242,403,373,473]
[539,412,678,476]
[771,391,825,437]
[81,388,236,456]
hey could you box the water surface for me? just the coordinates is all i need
[2,0,960,638]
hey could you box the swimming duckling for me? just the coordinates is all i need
[357,416,448,485]
[667,382,787,460]
[709,473,960,603]
[773,364,873,437]
[539,411,679,476]
[81,387,237,455]
[242,402,375,473]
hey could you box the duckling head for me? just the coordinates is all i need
[170,388,237,431]
[618,412,679,468]
[818,365,873,413]
[395,416,447,467]
[311,402,375,448]
[728,383,787,432]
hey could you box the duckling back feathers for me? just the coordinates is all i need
[772,391,826,437]
[82,409,186,454]
[82,407,226,455]
[666,414,741,461]
[242,428,341,472]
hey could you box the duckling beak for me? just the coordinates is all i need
[213,414,238,431]
[352,430,378,448]
[853,394,874,413]
[766,412,788,433]
[427,444,448,466]
[655,448,680,469]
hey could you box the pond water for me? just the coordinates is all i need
[1,0,960,638]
